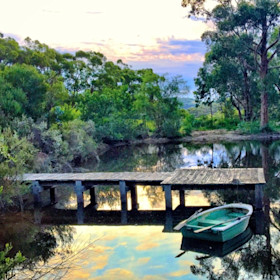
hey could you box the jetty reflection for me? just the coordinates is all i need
[34,205,267,235]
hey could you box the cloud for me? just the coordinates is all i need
[136,242,159,251]
[66,270,91,279]
[169,270,191,277]
[159,39,206,55]
[137,257,151,265]
[92,268,137,280]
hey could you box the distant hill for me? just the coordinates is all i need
[178,97,196,110]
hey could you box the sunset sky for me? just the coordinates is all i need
[0,0,213,90]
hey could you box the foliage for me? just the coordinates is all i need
[0,35,186,143]
[60,119,97,164]
[236,121,262,134]
[49,104,81,124]
[0,243,25,280]
[180,111,194,135]
[188,103,220,118]
[1,63,48,120]
[191,110,240,131]
[0,128,36,210]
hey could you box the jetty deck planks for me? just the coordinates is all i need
[22,168,266,187]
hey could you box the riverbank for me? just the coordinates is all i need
[105,129,280,150]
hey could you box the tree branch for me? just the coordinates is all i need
[267,38,279,52]
[268,65,280,71]
[274,84,280,93]
[244,60,257,72]
[268,48,279,63]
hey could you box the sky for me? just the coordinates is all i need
[0,0,213,91]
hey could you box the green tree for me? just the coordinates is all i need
[182,0,280,130]
[0,128,36,211]
[0,35,22,66]
[0,77,27,126]
[2,64,48,120]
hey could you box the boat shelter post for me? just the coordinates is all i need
[163,207,174,232]
[255,184,264,210]
[179,190,185,206]
[163,184,172,211]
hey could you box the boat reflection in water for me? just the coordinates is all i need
[178,227,253,259]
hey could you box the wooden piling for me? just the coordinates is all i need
[90,187,97,209]
[31,181,42,207]
[255,184,264,210]
[179,190,185,206]
[130,184,138,210]
[50,187,56,205]
[119,180,127,211]
[163,185,172,211]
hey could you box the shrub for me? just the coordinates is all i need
[180,111,194,135]
[0,243,25,280]
[236,121,261,134]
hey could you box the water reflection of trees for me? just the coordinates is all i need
[0,214,75,277]
[96,186,120,209]
[88,144,184,172]
[142,186,165,208]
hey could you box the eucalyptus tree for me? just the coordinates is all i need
[182,0,280,129]
[0,34,22,66]
[195,32,259,121]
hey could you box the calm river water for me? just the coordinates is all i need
[1,141,280,279]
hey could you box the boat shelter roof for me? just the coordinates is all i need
[161,168,265,186]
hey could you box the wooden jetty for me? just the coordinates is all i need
[23,168,266,216]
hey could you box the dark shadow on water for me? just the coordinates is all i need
[180,227,253,258]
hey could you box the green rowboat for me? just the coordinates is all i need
[174,203,253,242]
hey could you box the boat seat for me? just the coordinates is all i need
[198,219,228,227]
[227,212,244,218]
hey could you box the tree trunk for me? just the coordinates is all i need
[259,19,269,130]
[243,69,252,121]
[261,91,269,129]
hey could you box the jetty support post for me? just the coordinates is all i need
[50,187,56,205]
[75,181,85,224]
[120,180,128,224]
[255,184,264,210]
[89,187,98,210]
[31,181,43,208]
[130,184,138,211]
[163,184,172,211]
[179,190,185,207]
